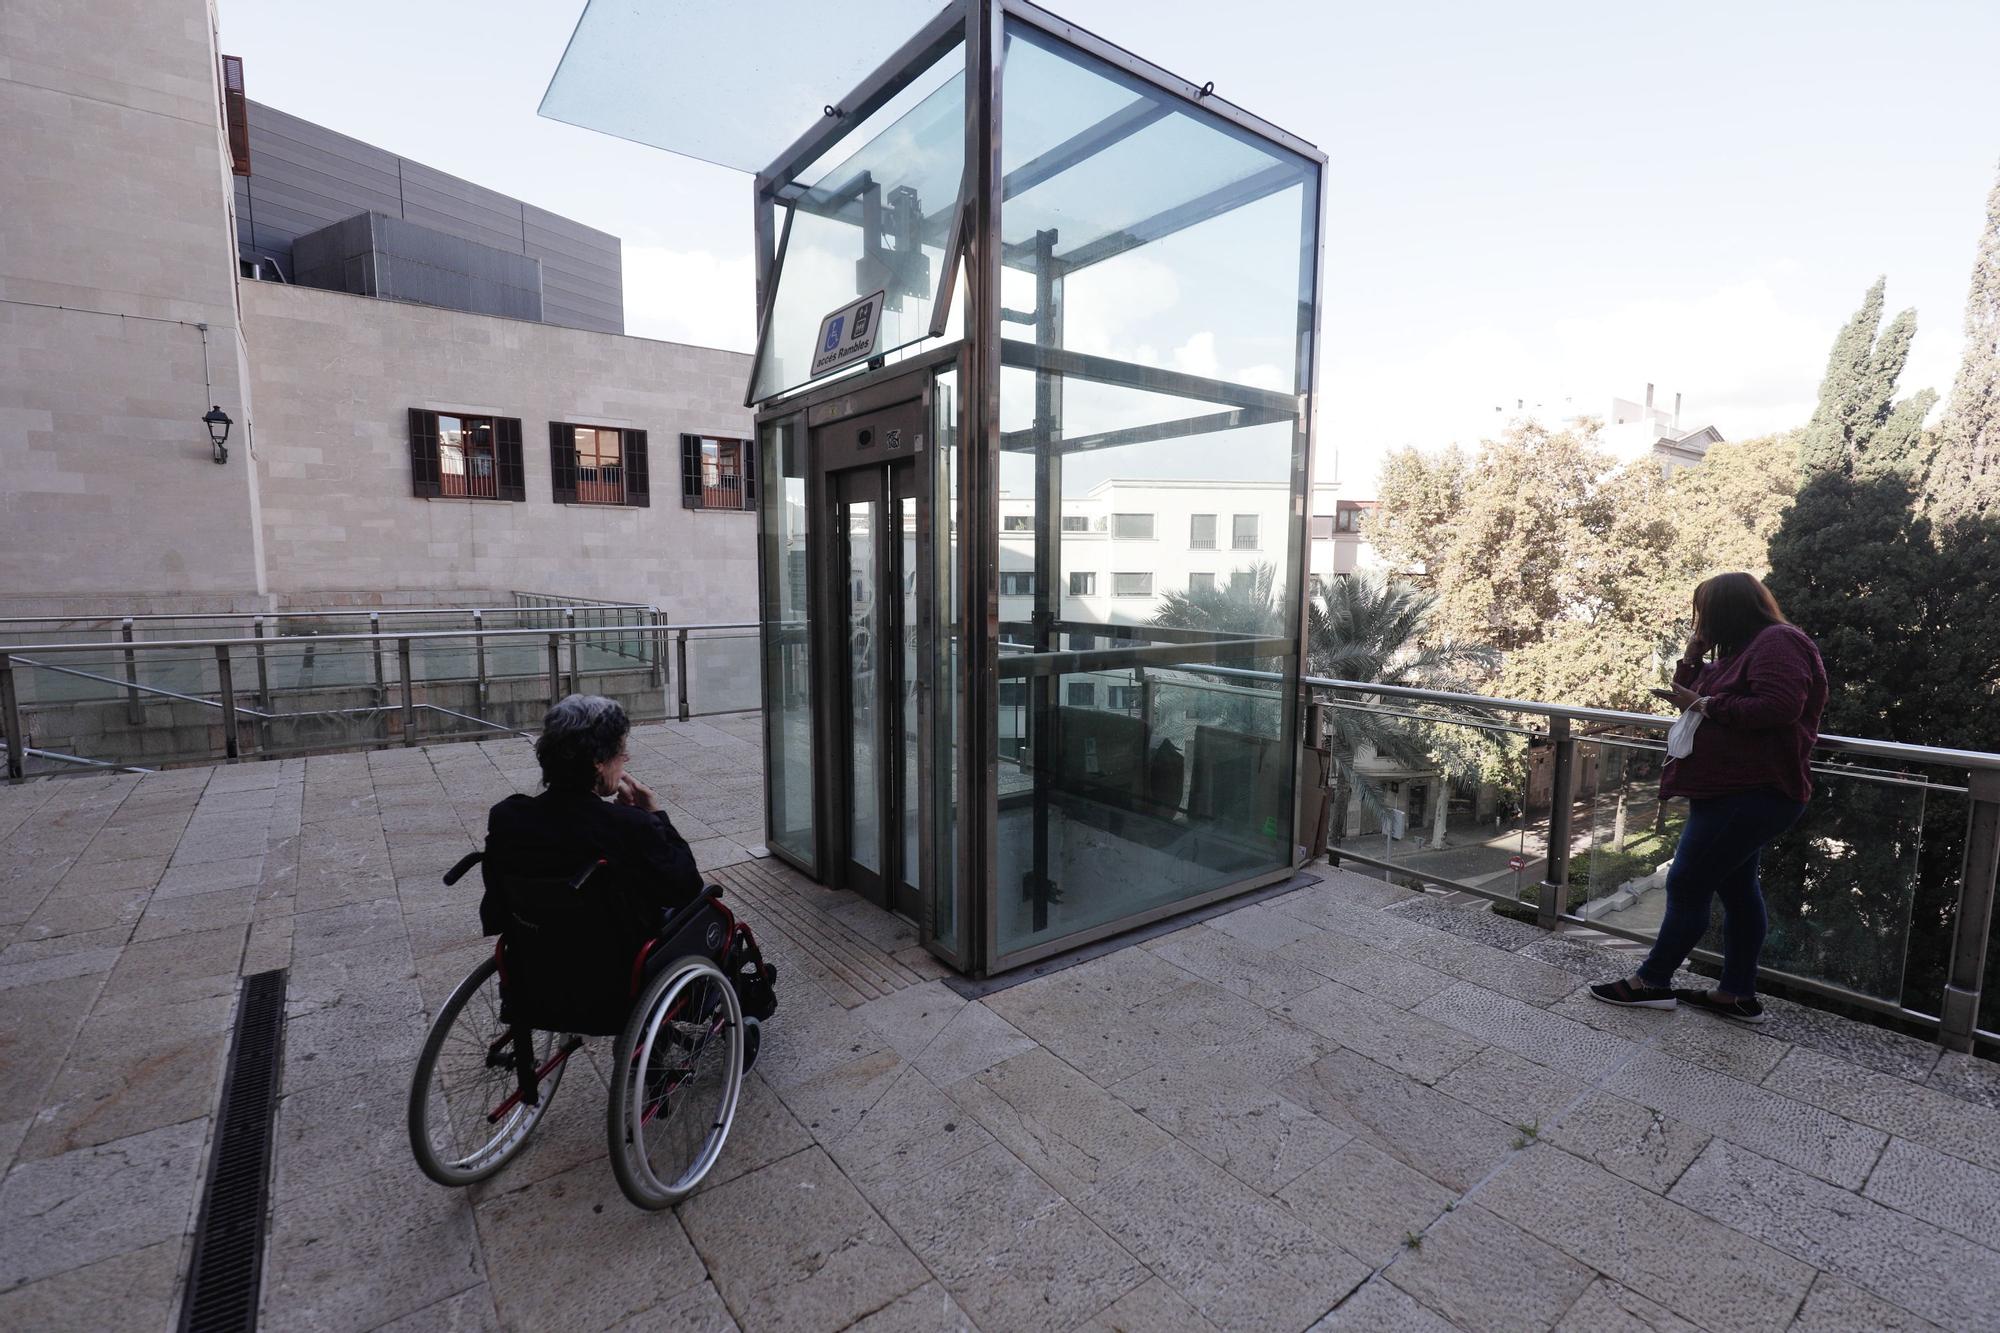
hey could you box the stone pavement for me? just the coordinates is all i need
[1,719,1998,1331]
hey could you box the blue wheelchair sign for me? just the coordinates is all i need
[823,316,845,352]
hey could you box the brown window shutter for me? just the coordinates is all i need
[221,56,251,177]
[741,435,757,508]
[680,433,701,508]
[548,422,578,504]
[626,429,650,507]
[408,408,441,498]
[495,417,526,501]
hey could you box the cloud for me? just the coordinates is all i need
[621,246,756,351]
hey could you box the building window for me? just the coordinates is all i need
[1107,685,1141,711]
[1068,571,1096,596]
[1311,515,1334,540]
[1111,513,1154,540]
[1229,570,1253,596]
[1066,681,1095,707]
[1188,572,1215,594]
[1061,515,1090,532]
[1233,514,1259,549]
[409,410,524,501]
[999,681,1027,708]
[549,424,650,506]
[680,434,756,511]
[1000,571,1035,596]
[1310,573,1327,598]
[1189,514,1217,549]
[1003,514,1035,532]
[1112,572,1153,597]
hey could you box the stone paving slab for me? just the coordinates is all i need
[1,735,1998,1331]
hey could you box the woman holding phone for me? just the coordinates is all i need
[1590,572,1828,1023]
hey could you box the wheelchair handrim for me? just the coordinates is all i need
[626,961,742,1197]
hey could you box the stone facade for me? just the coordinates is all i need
[0,0,757,627]
[0,0,266,613]
[242,281,755,621]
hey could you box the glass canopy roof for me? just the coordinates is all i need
[539,0,954,172]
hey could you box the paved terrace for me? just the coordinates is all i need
[2,720,1999,1332]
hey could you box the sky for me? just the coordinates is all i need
[218,0,2000,492]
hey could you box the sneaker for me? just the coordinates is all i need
[1675,989,1766,1024]
[1588,978,1677,1009]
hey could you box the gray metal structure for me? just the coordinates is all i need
[234,100,623,333]
[672,0,1327,976]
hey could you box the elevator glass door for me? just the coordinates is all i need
[831,456,921,917]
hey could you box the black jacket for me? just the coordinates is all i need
[482,788,704,939]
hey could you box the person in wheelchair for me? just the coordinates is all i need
[479,695,776,1051]
[413,695,778,1208]
[486,693,702,935]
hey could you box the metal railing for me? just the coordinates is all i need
[1247,668,1998,1056]
[986,633,1998,1054]
[0,618,758,779]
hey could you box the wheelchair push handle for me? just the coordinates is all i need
[442,851,484,886]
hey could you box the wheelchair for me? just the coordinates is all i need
[406,850,778,1210]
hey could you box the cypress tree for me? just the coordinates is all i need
[1928,163,2000,522]
[1764,280,2000,1016]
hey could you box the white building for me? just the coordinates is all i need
[996,480,1381,628]
[1602,383,1723,477]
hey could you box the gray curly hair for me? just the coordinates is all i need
[534,694,630,792]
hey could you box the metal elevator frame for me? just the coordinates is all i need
[748,0,1328,976]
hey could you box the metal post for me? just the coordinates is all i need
[1941,768,2000,1052]
[251,618,271,711]
[215,644,240,762]
[1539,715,1574,928]
[370,612,386,706]
[564,607,579,696]
[676,630,691,722]
[0,654,24,780]
[397,636,417,747]
[120,618,141,725]
[546,634,562,708]
[473,609,488,708]
[649,608,664,688]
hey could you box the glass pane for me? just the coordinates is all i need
[683,634,761,716]
[900,492,920,891]
[846,497,881,875]
[991,17,1318,960]
[539,0,953,173]
[761,419,815,864]
[750,50,966,402]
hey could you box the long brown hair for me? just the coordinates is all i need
[1694,572,1788,657]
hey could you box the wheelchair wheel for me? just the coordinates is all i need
[606,955,744,1210]
[408,954,568,1186]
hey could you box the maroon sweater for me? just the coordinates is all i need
[1661,623,1827,804]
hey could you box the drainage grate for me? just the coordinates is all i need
[179,968,288,1333]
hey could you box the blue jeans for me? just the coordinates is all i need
[1637,790,1806,998]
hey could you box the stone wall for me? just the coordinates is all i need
[0,0,268,612]
[240,281,759,625]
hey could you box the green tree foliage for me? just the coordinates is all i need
[1150,566,1495,818]
[1378,421,1800,711]
[1764,280,2000,1009]
[1928,163,2000,523]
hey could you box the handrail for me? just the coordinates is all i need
[0,622,757,654]
[0,602,655,627]
[1177,662,2000,774]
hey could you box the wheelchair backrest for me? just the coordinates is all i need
[485,858,645,1035]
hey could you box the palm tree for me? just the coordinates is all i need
[1152,565,1494,833]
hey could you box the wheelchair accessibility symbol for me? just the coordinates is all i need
[706,922,726,952]
[823,316,845,352]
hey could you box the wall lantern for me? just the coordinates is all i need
[203,405,233,464]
